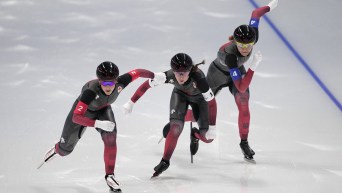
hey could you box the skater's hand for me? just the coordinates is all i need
[268,0,278,11]
[151,72,166,86]
[249,51,262,71]
[205,125,216,140]
[123,100,134,114]
[94,120,115,132]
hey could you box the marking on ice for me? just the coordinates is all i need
[297,142,335,151]
[326,170,342,177]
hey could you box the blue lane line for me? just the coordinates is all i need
[248,0,342,112]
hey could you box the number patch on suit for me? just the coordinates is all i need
[73,101,88,115]
[230,68,241,81]
[77,105,83,111]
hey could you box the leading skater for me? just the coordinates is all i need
[194,0,278,160]
[123,53,217,176]
[38,61,157,192]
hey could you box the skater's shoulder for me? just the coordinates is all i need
[190,68,206,80]
[78,80,101,97]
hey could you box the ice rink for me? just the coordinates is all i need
[0,0,341,193]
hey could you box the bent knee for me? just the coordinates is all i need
[102,133,117,147]
[168,120,184,138]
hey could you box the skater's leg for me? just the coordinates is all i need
[102,132,117,175]
[233,89,255,159]
[184,109,196,122]
[163,91,188,161]
[153,91,187,176]
[98,106,121,192]
[102,132,121,192]
[38,101,90,169]
[97,106,118,174]
[57,101,86,156]
[163,119,184,160]
[234,91,250,140]
[153,120,183,177]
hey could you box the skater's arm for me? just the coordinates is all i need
[118,69,155,88]
[131,72,167,103]
[230,52,262,93]
[123,72,167,114]
[249,0,278,43]
[72,90,115,131]
[131,80,151,103]
[128,69,155,81]
[72,89,97,127]
[231,68,254,93]
[226,54,254,93]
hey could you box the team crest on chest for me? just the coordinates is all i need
[117,86,123,93]
[193,82,197,88]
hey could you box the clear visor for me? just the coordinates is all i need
[236,41,254,49]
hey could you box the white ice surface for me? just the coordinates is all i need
[0,0,341,193]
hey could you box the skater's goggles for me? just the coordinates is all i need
[173,71,190,77]
[235,41,254,49]
[100,80,117,86]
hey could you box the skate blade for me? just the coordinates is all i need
[244,156,256,164]
[157,136,164,144]
[36,161,45,169]
[151,172,161,179]
[109,189,122,193]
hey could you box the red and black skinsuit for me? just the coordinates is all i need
[137,6,270,144]
[203,6,270,140]
[129,68,217,161]
[54,69,154,175]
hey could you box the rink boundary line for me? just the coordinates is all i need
[248,0,342,112]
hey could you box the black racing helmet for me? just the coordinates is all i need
[233,25,256,44]
[96,61,119,80]
[170,53,193,72]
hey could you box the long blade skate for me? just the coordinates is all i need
[151,159,169,178]
[106,174,122,193]
[240,140,256,163]
[157,135,164,144]
[151,171,161,178]
[37,146,57,169]
[37,161,45,170]
[244,157,256,164]
[37,151,56,169]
